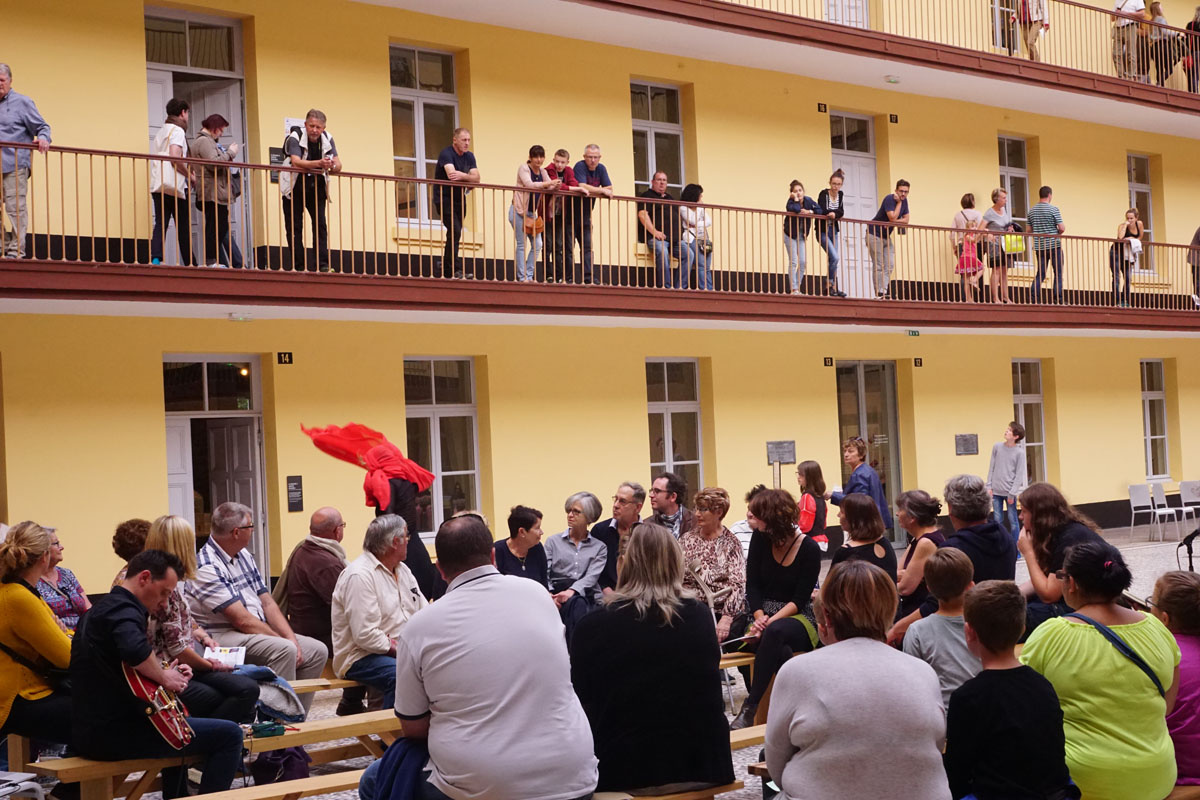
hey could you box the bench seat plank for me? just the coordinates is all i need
[198,769,366,800]
[729,724,765,750]
[596,781,745,800]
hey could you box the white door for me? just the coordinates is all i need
[165,416,196,529]
[826,0,869,28]
[208,417,268,571]
[831,113,878,299]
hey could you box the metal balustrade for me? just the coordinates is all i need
[1,141,1198,312]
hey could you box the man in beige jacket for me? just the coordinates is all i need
[1012,0,1050,61]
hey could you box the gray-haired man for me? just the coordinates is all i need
[0,64,51,259]
[590,481,645,594]
[330,514,426,710]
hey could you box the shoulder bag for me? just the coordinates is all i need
[523,170,546,235]
[1064,612,1164,697]
[0,637,71,693]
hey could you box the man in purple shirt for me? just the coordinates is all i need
[0,64,51,259]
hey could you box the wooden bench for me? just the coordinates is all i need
[729,724,765,751]
[1167,787,1200,800]
[289,677,362,694]
[197,769,366,800]
[595,782,744,800]
[717,652,754,672]
[24,709,403,800]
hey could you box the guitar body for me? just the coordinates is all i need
[121,662,194,749]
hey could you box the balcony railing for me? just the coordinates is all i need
[720,0,1199,93]
[1,141,1198,313]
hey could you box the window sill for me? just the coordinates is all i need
[391,221,483,252]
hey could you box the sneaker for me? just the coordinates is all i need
[151,257,162,265]
[832,289,848,298]
[207,263,228,269]
[791,289,802,296]
[453,270,464,279]
[1192,294,1200,308]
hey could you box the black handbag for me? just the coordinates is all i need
[0,637,71,693]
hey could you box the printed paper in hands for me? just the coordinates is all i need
[204,646,246,667]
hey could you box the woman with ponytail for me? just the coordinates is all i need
[0,521,74,776]
[1021,541,1180,800]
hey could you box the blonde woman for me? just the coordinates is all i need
[145,515,258,722]
[570,523,734,794]
[0,522,73,757]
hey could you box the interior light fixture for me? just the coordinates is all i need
[227,312,253,322]
[240,368,249,377]
[884,74,901,84]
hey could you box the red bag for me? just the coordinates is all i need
[1184,55,1194,71]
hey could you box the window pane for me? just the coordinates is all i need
[844,117,870,153]
[649,413,666,463]
[1021,402,1044,444]
[630,84,650,121]
[650,87,680,124]
[423,104,457,162]
[1020,361,1041,394]
[653,132,682,186]
[390,48,417,89]
[443,473,476,518]
[391,100,416,159]
[439,416,475,472]
[1132,190,1152,231]
[206,362,253,411]
[1148,399,1166,437]
[405,417,436,534]
[1150,438,1168,477]
[1011,362,1022,394]
[1129,156,1150,186]
[830,116,845,151]
[670,411,700,462]
[433,360,472,404]
[146,18,188,67]
[665,360,698,401]
[632,129,650,186]
[1025,443,1046,483]
[1143,361,1163,392]
[404,360,434,405]
[164,362,204,411]
[645,362,666,402]
[189,24,233,72]
[417,51,454,94]
[1005,138,1026,170]
[1009,175,1029,219]
[675,463,701,506]
[997,137,1006,165]
[395,160,419,219]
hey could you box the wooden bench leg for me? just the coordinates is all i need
[80,777,114,800]
[124,769,160,800]
[356,735,385,758]
[7,734,31,772]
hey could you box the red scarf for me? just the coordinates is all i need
[363,443,435,509]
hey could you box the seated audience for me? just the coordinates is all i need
[895,490,946,621]
[827,436,894,530]
[72,550,244,799]
[731,489,822,730]
[331,514,426,710]
[360,514,597,800]
[1022,541,1180,800]
[830,493,898,581]
[1016,482,1106,634]
[1151,571,1200,785]
[142,515,259,723]
[943,581,1077,800]
[494,505,548,585]
[765,560,949,800]
[646,471,695,539]
[363,442,444,600]
[570,524,734,794]
[902,548,980,705]
[680,487,747,643]
[186,502,328,712]
[36,527,90,632]
[889,474,1016,644]
[591,481,646,593]
[0,522,74,778]
[794,460,827,544]
[545,491,607,640]
[112,518,151,583]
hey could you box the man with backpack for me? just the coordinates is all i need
[280,109,340,272]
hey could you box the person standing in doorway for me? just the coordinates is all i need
[816,169,846,297]
[434,127,480,279]
[189,114,242,268]
[827,436,894,531]
[986,422,1028,543]
[280,109,340,273]
[0,63,51,260]
[865,179,910,299]
[149,98,194,266]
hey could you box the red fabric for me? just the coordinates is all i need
[301,423,389,467]
[363,443,435,509]
[797,493,817,534]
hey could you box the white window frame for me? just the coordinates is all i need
[998,135,1030,227]
[163,352,262,416]
[145,8,244,79]
[830,112,875,156]
[646,358,703,488]
[1011,359,1048,485]
[1127,154,1155,273]
[390,46,459,225]
[404,357,480,543]
[631,81,685,194]
[989,0,1019,53]
[1141,359,1170,480]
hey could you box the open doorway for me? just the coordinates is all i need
[835,360,903,543]
[164,355,268,571]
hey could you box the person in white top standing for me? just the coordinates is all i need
[330,514,425,710]
[149,98,193,266]
[985,421,1028,544]
[1112,0,1149,81]
[362,514,597,800]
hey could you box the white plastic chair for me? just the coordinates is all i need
[1151,482,1187,541]
[1160,481,1198,534]
[1129,483,1176,541]
[1180,481,1200,525]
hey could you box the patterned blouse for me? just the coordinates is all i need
[680,526,747,618]
[37,567,89,632]
[114,568,197,659]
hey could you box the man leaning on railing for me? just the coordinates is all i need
[0,63,51,260]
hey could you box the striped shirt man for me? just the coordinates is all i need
[1026,201,1064,251]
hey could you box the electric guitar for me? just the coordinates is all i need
[122,662,194,749]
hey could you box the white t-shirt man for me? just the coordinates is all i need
[1113,0,1146,26]
[394,565,597,800]
[150,122,189,197]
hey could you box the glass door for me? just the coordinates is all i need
[835,361,903,542]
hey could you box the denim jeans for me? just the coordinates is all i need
[784,234,807,292]
[572,211,594,283]
[691,239,713,290]
[345,653,397,710]
[508,206,542,282]
[1032,246,1064,304]
[993,495,1019,543]
[650,239,694,288]
[819,229,840,289]
[865,233,894,295]
[361,761,593,800]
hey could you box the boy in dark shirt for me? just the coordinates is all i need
[943,580,1078,800]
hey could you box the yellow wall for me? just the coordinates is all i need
[5,0,1200,246]
[1,312,1197,591]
